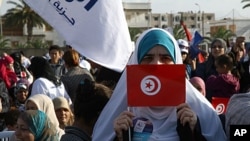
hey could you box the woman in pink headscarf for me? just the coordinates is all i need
[190,76,206,96]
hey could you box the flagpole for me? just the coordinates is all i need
[0,0,3,37]
[147,0,151,29]
[127,106,131,141]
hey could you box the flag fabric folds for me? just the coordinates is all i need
[180,20,192,42]
[180,20,204,60]
[23,0,133,72]
[189,31,204,60]
[127,65,186,107]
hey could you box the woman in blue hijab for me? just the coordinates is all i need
[15,110,59,141]
[92,28,227,141]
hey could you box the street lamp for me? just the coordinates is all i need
[0,0,3,37]
[195,3,201,35]
[147,0,151,29]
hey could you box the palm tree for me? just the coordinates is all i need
[173,24,186,40]
[242,0,250,9]
[0,36,10,48]
[27,39,49,48]
[210,27,236,41]
[3,0,49,42]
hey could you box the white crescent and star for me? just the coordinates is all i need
[215,103,225,115]
[140,75,161,96]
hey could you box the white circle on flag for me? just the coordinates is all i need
[140,75,161,96]
[215,103,225,114]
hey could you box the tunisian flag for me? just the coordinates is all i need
[211,97,229,115]
[127,65,186,107]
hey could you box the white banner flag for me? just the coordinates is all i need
[24,0,133,72]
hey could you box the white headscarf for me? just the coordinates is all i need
[92,28,227,141]
[25,94,65,138]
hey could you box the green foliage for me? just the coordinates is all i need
[173,24,186,40]
[27,39,49,48]
[14,42,28,48]
[201,36,212,44]
[10,39,49,48]
[3,0,50,42]
[129,27,141,41]
[242,0,250,9]
[0,36,10,48]
[210,27,236,41]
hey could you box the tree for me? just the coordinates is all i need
[129,27,142,41]
[27,39,49,48]
[0,36,10,48]
[210,27,236,41]
[242,0,250,9]
[173,24,186,40]
[3,0,49,42]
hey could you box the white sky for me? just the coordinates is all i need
[124,0,250,20]
[1,0,250,20]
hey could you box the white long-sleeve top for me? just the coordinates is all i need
[30,77,72,104]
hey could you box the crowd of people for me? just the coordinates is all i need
[0,27,249,141]
[0,46,114,140]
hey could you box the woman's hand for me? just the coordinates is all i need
[177,103,197,132]
[113,111,134,141]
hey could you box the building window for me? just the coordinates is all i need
[197,17,200,21]
[175,16,180,22]
[162,24,168,28]
[154,25,159,28]
[127,15,131,20]
[191,25,195,28]
[190,16,195,20]
[162,16,166,21]
[207,16,212,20]
[145,15,149,20]
[154,16,159,21]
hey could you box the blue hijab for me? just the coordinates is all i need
[21,110,59,141]
[28,110,49,141]
[137,29,176,63]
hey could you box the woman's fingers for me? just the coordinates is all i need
[176,103,197,131]
[113,111,135,140]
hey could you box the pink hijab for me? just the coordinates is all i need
[190,76,206,96]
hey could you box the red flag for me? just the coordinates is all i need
[127,65,186,107]
[180,20,192,41]
[197,53,205,63]
[211,97,229,114]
